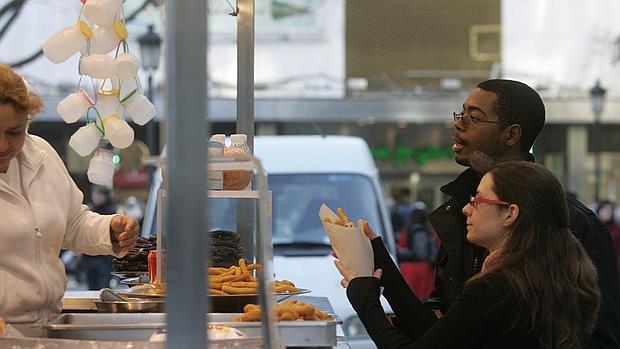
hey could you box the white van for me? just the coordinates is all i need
[142,135,395,347]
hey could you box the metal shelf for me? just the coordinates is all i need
[208,190,261,199]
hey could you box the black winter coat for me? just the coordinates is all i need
[427,168,620,349]
[348,238,539,349]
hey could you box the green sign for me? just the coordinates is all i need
[371,142,453,167]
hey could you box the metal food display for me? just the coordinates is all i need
[44,312,341,347]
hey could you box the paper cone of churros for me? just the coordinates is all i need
[319,204,374,277]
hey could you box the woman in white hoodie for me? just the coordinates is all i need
[0,64,139,336]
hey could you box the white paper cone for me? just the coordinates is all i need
[319,204,374,277]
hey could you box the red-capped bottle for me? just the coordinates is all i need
[148,250,157,283]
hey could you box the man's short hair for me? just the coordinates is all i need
[477,79,545,154]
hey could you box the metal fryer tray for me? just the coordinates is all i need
[45,313,341,346]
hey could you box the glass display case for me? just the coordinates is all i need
[157,156,279,347]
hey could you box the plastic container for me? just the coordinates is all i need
[79,54,114,79]
[113,53,140,80]
[43,24,90,64]
[123,93,155,126]
[88,25,120,55]
[83,0,122,25]
[208,137,225,190]
[87,148,115,186]
[69,123,102,157]
[211,134,226,146]
[95,90,123,118]
[223,134,252,190]
[104,115,134,149]
[57,90,93,123]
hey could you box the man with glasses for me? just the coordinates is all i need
[426,79,620,348]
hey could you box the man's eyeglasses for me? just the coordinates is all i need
[469,195,511,207]
[453,112,512,127]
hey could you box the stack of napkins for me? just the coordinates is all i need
[319,204,374,277]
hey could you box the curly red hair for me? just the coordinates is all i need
[0,63,43,116]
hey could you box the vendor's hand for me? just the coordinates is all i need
[335,259,382,288]
[110,215,139,252]
[358,219,378,241]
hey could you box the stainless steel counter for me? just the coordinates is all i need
[0,293,351,349]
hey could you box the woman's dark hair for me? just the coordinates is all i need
[471,161,600,349]
[477,79,545,154]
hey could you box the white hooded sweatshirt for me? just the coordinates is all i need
[0,134,124,326]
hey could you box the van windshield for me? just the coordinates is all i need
[269,174,384,245]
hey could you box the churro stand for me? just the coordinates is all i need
[0,1,351,348]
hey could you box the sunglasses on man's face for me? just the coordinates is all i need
[468,195,511,207]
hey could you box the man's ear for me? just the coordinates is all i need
[503,124,522,147]
[503,204,519,227]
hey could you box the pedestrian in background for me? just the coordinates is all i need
[396,203,438,299]
[81,185,117,290]
[597,200,620,275]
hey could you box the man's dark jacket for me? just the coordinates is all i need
[427,168,620,349]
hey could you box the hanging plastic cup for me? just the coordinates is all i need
[83,0,122,26]
[79,54,114,79]
[69,123,102,157]
[87,148,115,187]
[95,89,123,117]
[43,21,92,64]
[57,90,94,124]
[113,53,141,80]
[123,93,155,126]
[104,115,134,149]
[88,25,121,55]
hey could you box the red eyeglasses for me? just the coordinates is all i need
[469,195,511,207]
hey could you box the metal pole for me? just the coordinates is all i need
[237,0,254,148]
[165,1,208,348]
[236,0,256,261]
[146,72,156,154]
[594,111,601,202]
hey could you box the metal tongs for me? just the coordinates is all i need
[99,288,130,302]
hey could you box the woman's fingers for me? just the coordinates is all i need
[373,268,383,280]
[359,219,378,240]
[334,259,351,280]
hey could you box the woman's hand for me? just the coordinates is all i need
[358,219,378,241]
[110,215,139,252]
[334,259,382,288]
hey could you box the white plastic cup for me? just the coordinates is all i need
[43,26,87,64]
[80,54,114,79]
[94,91,123,117]
[57,90,93,123]
[123,94,155,126]
[83,0,122,26]
[87,149,115,187]
[69,123,102,157]
[113,53,141,80]
[88,25,120,55]
[104,115,134,149]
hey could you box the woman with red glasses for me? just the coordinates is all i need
[335,161,600,349]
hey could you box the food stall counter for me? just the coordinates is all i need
[48,292,351,348]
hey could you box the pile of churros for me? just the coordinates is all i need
[142,259,299,296]
[323,207,354,228]
[208,259,298,295]
[234,300,332,322]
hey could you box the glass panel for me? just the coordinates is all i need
[269,174,384,245]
